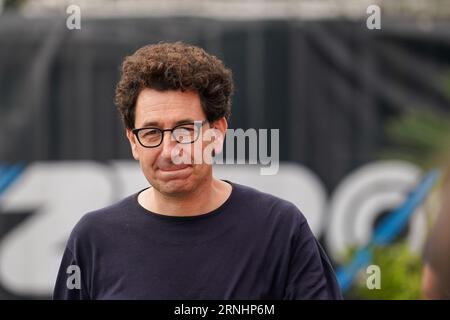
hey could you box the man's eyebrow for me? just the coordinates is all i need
[140,121,160,127]
[174,119,196,125]
[140,119,196,128]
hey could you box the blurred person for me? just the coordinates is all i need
[422,170,450,299]
[53,42,342,300]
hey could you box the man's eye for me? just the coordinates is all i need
[144,129,159,136]
[178,126,195,131]
[174,127,195,135]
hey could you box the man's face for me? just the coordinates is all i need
[126,88,225,196]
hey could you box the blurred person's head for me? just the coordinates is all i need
[422,169,450,299]
[114,42,233,196]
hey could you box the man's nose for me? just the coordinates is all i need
[160,131,178,159]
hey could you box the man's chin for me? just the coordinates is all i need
[154,178,195,196]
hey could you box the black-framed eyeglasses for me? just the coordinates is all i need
[132,120,208,148]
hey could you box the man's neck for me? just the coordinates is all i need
[139,178,232,217]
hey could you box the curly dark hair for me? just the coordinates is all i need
[115,42,233,129]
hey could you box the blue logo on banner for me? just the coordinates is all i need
[0,164,25,196]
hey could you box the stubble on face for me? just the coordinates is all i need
[130,88,215,197]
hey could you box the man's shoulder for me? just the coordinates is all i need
[231,182,306,224]
[67,192,138,243]
[81,193,136,223]
[232,181,301,210]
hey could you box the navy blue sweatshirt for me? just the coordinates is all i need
[53,181,342,300]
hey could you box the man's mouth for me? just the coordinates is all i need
[158,164,192,172]
[157,164,193,181]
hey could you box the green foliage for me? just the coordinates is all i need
[348,242,423,300]
[349,107,450,300]
[380,109,450,170]
[346,68,450,301]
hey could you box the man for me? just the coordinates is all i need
[53,42,342,300]
[422,170,450,299]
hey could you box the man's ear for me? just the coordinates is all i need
[211,117,228,154]
[126,129,140,161]
[214,117,228,133]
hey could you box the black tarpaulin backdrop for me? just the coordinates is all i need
[1,14,450,299]
[1,15,450,191]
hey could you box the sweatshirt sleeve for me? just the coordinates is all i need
[53,246,90,300]
[283,215,343,300]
